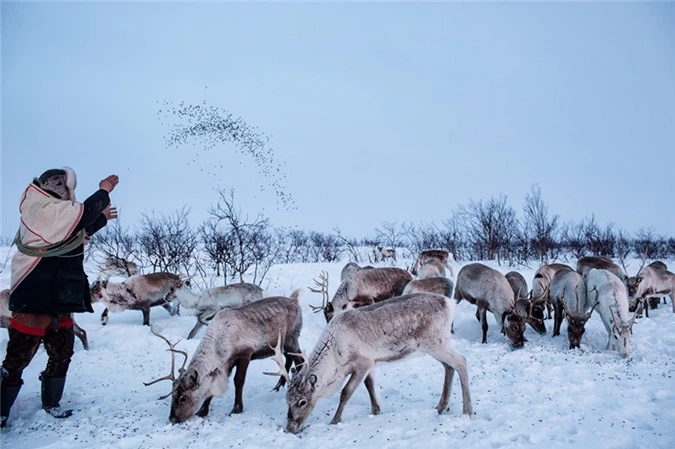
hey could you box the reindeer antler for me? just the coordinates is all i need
[309,271,329,313]
[144,325,189,400]
[263,332,291,383]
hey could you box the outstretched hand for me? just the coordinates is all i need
[99,175,119,193]
[103,205,118,221]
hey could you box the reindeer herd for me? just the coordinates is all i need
[1,251,674,433]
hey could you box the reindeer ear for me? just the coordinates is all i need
[181,368,198,389]
[636,276,643,285]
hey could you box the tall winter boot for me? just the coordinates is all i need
[40,374,73,419]
[1,379,23,428]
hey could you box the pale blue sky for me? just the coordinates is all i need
[2,1,674,238]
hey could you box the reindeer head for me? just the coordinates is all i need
[169,363,224,423]
[286,365,319,434]
[89,279,108,302]
[626,276,643,301]
[526,294,547,335]
[502,299,530,349]
[609,305,634,358]
[561,287,598,350]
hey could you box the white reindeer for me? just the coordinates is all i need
[585,269,635,358]
[166,282,264,339]
[276,292,472,434]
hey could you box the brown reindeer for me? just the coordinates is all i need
[323,267,412,322]
[576,256,627,284]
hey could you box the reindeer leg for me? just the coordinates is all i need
[552,302,562,337]
[73,323,89,350]
[330,367,369,425]
[142,308,150,326]
[101,308,109,325]
[231,357,251,414]
[196,396,213,417]
[479,308,488,344]
[187,321,204,340]
[428,346,472,416]
[363,373,380,416]
[435,362,454,414]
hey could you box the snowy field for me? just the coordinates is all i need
[1,247,674,449]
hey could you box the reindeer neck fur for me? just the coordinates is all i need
[189,333,229,396]
[299,330,345,399]
[172,287,200,309]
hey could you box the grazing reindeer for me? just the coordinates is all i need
[165,294,303,423]
[505,271,546,335]
[323,267,412,322]
[90,272,184,326]
[548,269,598,349]
[412,249,454,277]
[1,289,89,349]
[628,263,675,317]
[166,282,264,339]
[97,255,140,281]
[532,263,573,319]
[454,263,534,348]
[586,269,635,358]
[272,293,472,434]
[577,256,627,284]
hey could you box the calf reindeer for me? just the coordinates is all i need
[273,293,472,434]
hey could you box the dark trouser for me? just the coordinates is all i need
[2,326,75,386]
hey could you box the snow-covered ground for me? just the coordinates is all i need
[1,248,674,449]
